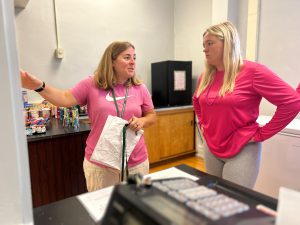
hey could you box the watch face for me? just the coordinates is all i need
[35,81,45,92]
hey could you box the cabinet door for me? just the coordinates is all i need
[144,123,161,163]
[160,111,195,158]
[28,132,88,207]
[144,109,195,164]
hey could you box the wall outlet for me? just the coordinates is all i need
[55,48,64,59]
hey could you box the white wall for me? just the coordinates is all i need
[257,0,300,118]
[15,0,174,103]
[174,0,211,92]
[15,0,299,110]
[0,0,33,224]
[172,0,248,92]
[235,0,248,58]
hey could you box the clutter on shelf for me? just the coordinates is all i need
[24,100,83,135]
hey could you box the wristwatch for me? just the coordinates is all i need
[34,81,45,92]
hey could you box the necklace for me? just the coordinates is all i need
[205,84,218,105]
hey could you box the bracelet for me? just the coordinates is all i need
[34,81,45,92]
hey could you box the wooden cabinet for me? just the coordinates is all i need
[28,132,89,207]
[144,107,195,164]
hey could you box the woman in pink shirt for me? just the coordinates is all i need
[21,41,156,192]
[193,21,300,188]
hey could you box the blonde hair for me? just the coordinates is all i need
[196,21,243,97]
[94,41,141,90]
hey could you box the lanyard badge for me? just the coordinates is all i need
[111,87,129,181]
[111,87,129,118]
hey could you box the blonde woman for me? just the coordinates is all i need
[21,41,156,191]
[193,21,300,188]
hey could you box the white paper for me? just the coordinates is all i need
[144,167,199,181]
[77,186,113,222]
[91,115,143,170]
[174,70,186,91]
[276,187,300,225]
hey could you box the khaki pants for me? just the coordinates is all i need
[83,158,149,192]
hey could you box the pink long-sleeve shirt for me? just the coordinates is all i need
[193,60,300,158]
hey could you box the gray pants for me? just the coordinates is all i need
[203,141,261,189]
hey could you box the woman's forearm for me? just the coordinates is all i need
[21,70,78,107]
[38,85,78,107]
[142,110,156,128]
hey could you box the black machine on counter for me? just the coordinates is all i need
[151,60,192,107]
[101,166,277,225]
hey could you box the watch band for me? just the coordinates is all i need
[34,81,45,92]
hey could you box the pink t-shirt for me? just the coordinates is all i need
[193,60,300,158]
[71,76,154,167]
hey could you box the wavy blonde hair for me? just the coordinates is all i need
[94,41,141,90]
[196,21,243,97]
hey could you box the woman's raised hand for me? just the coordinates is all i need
[20,70,43,90]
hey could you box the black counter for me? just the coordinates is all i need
[27,118,91,142]
[33,165,277,225]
